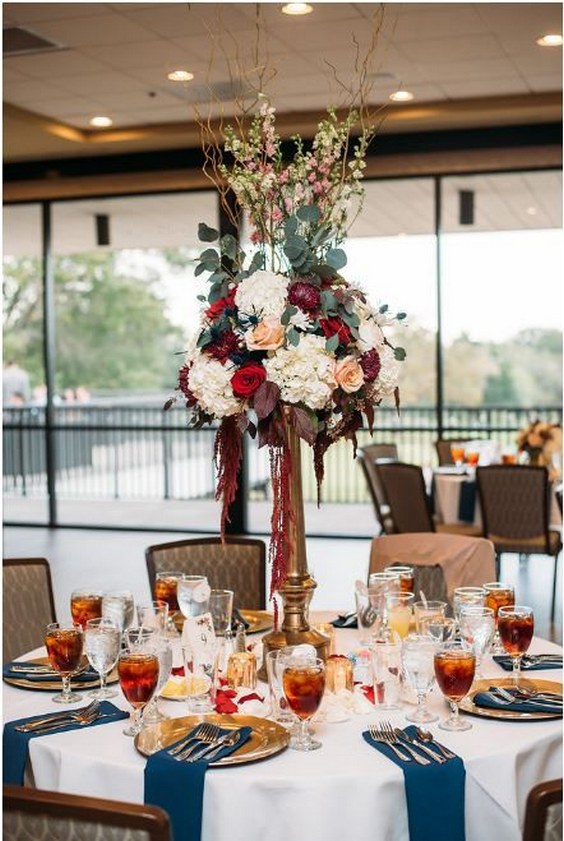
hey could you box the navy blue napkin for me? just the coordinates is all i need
[493,655,563,672]
[3,661,99,684]
[331,613,358,629]
[145,725,252,841]
[3,700,128,785]
[458,481,476,523]
[363,725,466,841]
[474,688,562,715]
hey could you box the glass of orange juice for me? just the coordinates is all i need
[385,592,414,639]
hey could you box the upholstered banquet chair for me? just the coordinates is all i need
[3,786,171,841]
[523,779,562,841]
[368,532,496,604]
[3,558,56,662]
[373,462,482,538]
[476,465,562,620]
[357,445,399,535]
[146,536,266,609]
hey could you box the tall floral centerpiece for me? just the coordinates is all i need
[170,100,406,660]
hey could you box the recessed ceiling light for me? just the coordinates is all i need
[282,3,313,15]
[526,206,538,216]
[167,69,194,82]
[536,33,563,46]
[89,116,113,128]
[389,89,414,103]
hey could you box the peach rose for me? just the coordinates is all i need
[334,356,365,393]
[245,316,285,351]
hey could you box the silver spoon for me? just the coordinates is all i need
[415,728,456,760]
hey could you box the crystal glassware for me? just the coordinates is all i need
[434,640,476,731]
[283,657,326,751]
[384,565,415,593]
[209,589,234,636]
[420,616,457,643]
[84,617,121,699]
[402,635,438,723]
[413,600,447,634]
[70,590,103,630]
[181,642,219,713]
[385,592,414,639]
[154,572,184,613]
[118,650,160,736]
[44,621,84,704]
[484,582,515,653]
[137,600,169,633]
[102,590,135,635]
[498,605,534,685]
[177,575,211,619]
[265,649,295,726]
[371,638,402,710]
[453,587,486,626]
[355,585,384,645]
[459,606,495,677]
[142,636,173,725]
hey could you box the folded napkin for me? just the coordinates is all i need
[3,661,99,683]
[493,654,563,672]
[458,480,476,523]
[3,700,128,785]
[363,725,466,841]
[145,725,252,841]
[331,613,358,629]
[474,688,563,715]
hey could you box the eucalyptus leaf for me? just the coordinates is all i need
[287,327,300,347]
[200,248,219,262]
[393,346,407,361]
[379,304,389,314]
[396,312,407,321]
[313,264,336,278]
[196,330,212,348]
[321,290,337,311]
[248,251,265,273]
[311,224,333,248]
[297,204,321,224]
[208,271,228,285]
[220,234,238,260]
[196,294,207,302]
[325,333,339,353]
[208,285,224,304]
[326,248,347,270]
[198,222,219,242]
[194,263,207,277]
[284,216,299,236]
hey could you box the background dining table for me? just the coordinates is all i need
[4,611,562,841]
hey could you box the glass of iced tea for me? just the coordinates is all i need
[283,657,326,751]
[484,582,515,653]
[44,622,85,704]
[70,590,103,630]
[498,605,534,684]
[154,572,184,613]
[118,650,160,736]
[434,640,476,731]
[385,565,415,593]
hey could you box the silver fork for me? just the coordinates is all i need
[381,722,431,766]
[391,726,445,764]
[16,704,103,734]
[489,688,561,709]
[187,729,242,763]
[368,724,411,763]
[167,723,218,757]
[173,724,221,761]
[15,700,100,732]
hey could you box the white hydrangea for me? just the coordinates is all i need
[263,334,336,411]
[183,332,199,365]
[358,316,386,352]
[188,353,243,417]
[372,345,401,398]
[234,270,289,319]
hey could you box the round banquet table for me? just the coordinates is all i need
[4,611,562,841]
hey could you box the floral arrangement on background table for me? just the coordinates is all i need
[168,98,406,622]
[516,420,562,477]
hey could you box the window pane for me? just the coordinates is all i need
[3,204,48,524]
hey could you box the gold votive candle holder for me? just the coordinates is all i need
[226,651,257,690]
[325,654,353,693]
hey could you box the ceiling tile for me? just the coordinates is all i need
[94,88,180,110]
[378,5,488,42]
[121,3,257,39]
[4,78,72,103]
[30,14,157,48]
[397,33,503,64]
[44,71,150,96]
[440,77,530,99]
[415,56,522,83]
[81,39,192,69]
[5,51,114,79]
[3,3,112,23]
[475,3,562,38]
[525,74,564,94]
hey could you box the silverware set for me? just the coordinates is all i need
[167,723,244,763]
[485,686,563,709]
[14,700,103,734]
[368,722,453,765]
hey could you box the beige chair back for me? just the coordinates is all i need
[3,786,170,841]
[146,537,266,609]
[369,533,496,603]
[3,558,56,662]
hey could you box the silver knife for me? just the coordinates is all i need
[188,731,233,763]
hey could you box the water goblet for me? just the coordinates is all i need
[385,592,414,639]
[434,640,475,731]
[497,605,534,685]
[453,587,486,626]
[459,606,495,678]
[420,616,456,643]
[483,582,515,653]
[84,617,121,699]
[402,635,438,723]
[102,590,134,635]
[44,621,84,704]
[70,589,103,630]
[282,657,326,751]
[142,636,173,724]
[209,589,234,636]
[137,600,169,633]
[177,575,211,619]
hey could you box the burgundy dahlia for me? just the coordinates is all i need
[288,280,321,315]
[205,330,241,364]
[359,349,381,382]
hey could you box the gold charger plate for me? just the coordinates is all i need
[459,677,563,721]
[173,609,272,635]
[3,657,118,692]
[135,714,289,766]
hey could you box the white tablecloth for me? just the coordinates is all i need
[4,612,562,841]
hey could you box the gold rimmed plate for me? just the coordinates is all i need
[3,657,118,692]
[459,677,563,721]
[173,609,272,635]
[135,714,289,766]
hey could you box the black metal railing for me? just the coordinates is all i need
[3,404,561,507]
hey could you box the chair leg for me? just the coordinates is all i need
[550,553,560,625]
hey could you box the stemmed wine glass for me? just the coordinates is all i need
[497,605,534,685]
[177,576,211,619]
[102,591,135,636]
[142,635,173,724]
[44,621,84,704]
[118,627,159,736]
[459,606,495,678]
[84,618,121,699]
[401,635,438,723]
[137,600,169,633]
[453,587,486,628]
[434,640,476,731]
[282,657,326,751]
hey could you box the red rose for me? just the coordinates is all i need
[231,363,266,398]
[319,316,352,346]
[205,287,236,320]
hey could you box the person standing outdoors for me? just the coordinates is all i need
[3,360,31,405]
